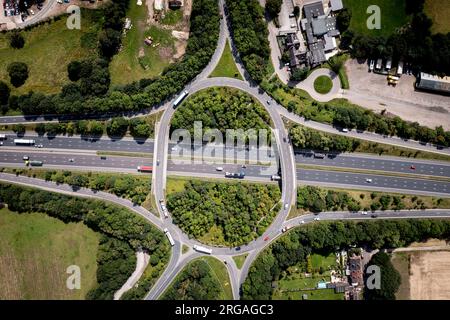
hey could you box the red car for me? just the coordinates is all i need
[263,236,270,241]
[410,165,416,170]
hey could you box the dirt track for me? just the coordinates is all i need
[410,251,450,300]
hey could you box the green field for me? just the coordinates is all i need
[0,10,101,95]
[0,207,99,299]
[274,288,344,300]
[313,76,333,94]
[424,0,450,34]
[343,0,409,37]
[311,253,337,271]
[110,2,175,85]
[209,40,243,79]
[233,254,248,269]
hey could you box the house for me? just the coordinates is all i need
[329,0,344,12]
[416,72,450,94]
[348,255,363,287]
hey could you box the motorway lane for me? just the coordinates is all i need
[0,134,154,153]
[299,169,450,196]
[296,152,450,178]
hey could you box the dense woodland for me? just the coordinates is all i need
[171,87,272,138]
[161,259,222,300]
[167,180,281,246]
[0,0,220,116]
[339,0,450,76]
[226,0,270,82]
[0,183,170,300]
[242,219,450,300]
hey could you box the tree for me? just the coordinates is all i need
[9,31,25,49]
[265,0,282,18]
[107,117,129,137]
[0,81,10,105]
[129,118,151,138]
[12,124,25,135]
[98,28,122,58]
[336,9,351,32]
[290,67,309,81]
[328,55,346,75]
[7,62,29,87]
[67,61,82,81]
[364,252,401,300]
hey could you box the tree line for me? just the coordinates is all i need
[226,0,270,82]
[0,183,170,300]
[339,0,450,76]
[0,0,220,117]
[242,219,450,299]
[167,180,281,246]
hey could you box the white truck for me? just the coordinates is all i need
[163,228,175,246]
[193,245,212,254]
[14,139,35,145]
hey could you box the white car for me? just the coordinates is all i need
[366,178,373,183]
[171,146,178,151]
[216,167,224,171]
[369,60,375,71]
[23,156,29,161]
[30,9,34,15]
[284,203,289,210]
[300,220,305,224]
[314,217,320,221]
[342,128,349,133]
[360,211,368,215]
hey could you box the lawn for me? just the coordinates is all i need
[343,0,409,37]
[313,76,333,94]
[311,253,337,271]
[424,0,450,34]
[232,254,248,269]
[209,40,243,80]
[0,207,99,299]
[161,8,184,26]
[109,1,175,85]
[0,9,101,95]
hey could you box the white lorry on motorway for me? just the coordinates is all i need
[193,245,212,254]
[14,139,35,145]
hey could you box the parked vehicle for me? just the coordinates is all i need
[369,60,375,71]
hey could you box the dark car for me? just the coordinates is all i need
[371,214,378,218]
[235,246,241,251]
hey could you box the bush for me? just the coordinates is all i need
[7,62,29,87]
[0,81,10,105]
[9,31,25,49]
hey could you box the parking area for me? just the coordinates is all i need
[278,0,297,33]
[1,0,49,29]
[344,59,450,130]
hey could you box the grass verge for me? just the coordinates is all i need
[209,40,243,80]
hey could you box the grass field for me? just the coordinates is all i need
[0,9,101,95]
[343,0,409,37]
[209,40,243,80]
[110,2,175,85]
[273,288,344,300]
[424,0,450,34]
[232,254,248,269]
[313,76,333,94]
[391,252,411,300]
[0,207,99,299]
[311,253,337,271]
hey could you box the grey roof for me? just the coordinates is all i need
[417,73,450,93]
[323,34,336,51]
[312,18,328,36]
[330,0,344,11]
[303,1,324,19]
[289,46,299,67]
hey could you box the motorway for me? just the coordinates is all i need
[1,150,449,197]
[2,134,450,178]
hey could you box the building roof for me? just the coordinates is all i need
[330,0,344,11]
[312,18,328,36]
[323,34,336,51]
[303,1,325,19]
[417,72,450,93]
